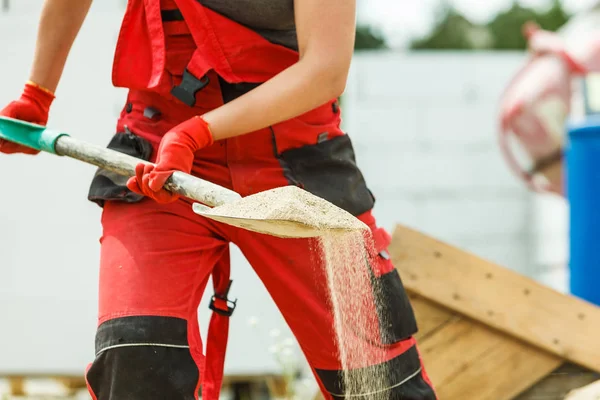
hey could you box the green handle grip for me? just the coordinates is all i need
[0,116,68,154]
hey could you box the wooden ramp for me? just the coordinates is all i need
[388,224,600,400]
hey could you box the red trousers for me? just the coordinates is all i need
[83,87,437,399]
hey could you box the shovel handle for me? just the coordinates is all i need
[54,135,241,207]
[0,116,240,206]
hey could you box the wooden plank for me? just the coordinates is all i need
[417,316,560,400]
[516,363,600,400]
[8,376,25,396]
[435,328,561,400]
[418,317,503,386]
[266,376,291,397]
[390,224,600,372]
[56,377,87,395]
[409,294,458,342]
[566,378,600,400]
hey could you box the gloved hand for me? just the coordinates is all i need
[126,115,214,203]
[0,81,55,155]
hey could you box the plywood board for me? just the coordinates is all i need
[417,316,560,400]
[517,363,600,400]
[565,378,600,400]
[409,294,458,342]
[390,224,600,373]
[435,326,560,399]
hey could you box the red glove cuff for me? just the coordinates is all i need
[22,81,55,114]
[174,115,215,152]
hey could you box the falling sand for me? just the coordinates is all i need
[198,186,395,397]
[318,231,394,399]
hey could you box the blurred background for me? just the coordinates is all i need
[0,0,594,398]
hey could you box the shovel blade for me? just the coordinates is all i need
[191,186,368,239]
[193,203,328,238]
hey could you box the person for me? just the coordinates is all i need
[0,0,437,399]
[499,17,600,196]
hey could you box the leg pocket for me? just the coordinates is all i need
[277,134,375,216]
[87,131,154,207]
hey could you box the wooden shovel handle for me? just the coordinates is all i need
[54,135,241,207]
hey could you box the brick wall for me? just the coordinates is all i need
[343,51,568,289]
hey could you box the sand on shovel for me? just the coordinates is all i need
[195,185,397,398]
[194,185,368,238]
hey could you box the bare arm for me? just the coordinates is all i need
[28,0,93,93]
[201,0,357,141]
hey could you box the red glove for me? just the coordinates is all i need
[126,115,214,203]
[0,81,55,155]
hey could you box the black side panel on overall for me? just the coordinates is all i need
[277,134,375,217]
[372,268,419,344]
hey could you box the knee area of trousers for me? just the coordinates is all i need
[314,345,437,400]
[85,316,199,399]
[93,315,191,355]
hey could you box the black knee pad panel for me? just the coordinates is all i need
[372,269,419,344]
[315,345,437,400]
[85,316,199,400]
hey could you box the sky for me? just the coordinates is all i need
[359,0,600,47]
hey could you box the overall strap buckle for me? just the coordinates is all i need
[171,68,210,107]
[209,280,237,317]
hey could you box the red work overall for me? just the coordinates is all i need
[83,1,437,399]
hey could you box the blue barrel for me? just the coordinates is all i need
[566,115,600,305]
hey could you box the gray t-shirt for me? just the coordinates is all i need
[201,0,298,50]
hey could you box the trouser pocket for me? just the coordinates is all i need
[87,131,154,207]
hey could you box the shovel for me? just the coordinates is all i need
[0,116,366,238]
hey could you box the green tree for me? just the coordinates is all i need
[487,3,539,49]
[487,0,570,49]
[355,25,387,50]
[411,4,480,50]
[409,0,572,50]
[536,0,571,32]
